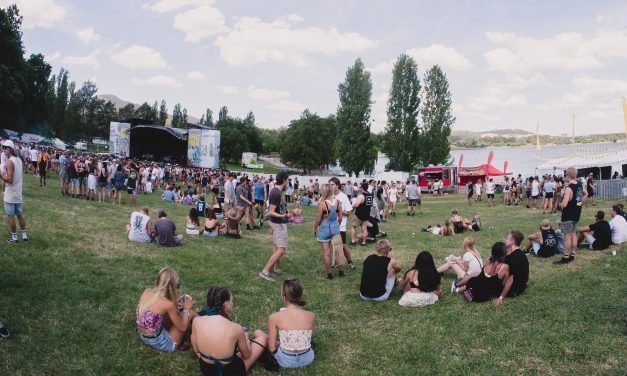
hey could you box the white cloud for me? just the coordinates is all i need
[131,75,181,87]
[142,0,214,13]
[111,45,167,69]
[467,94,527,112]
[219,85,239,94]
[62,50,100,70]
[76,27,101,45]
[215,16,377,66]
[173,5,228,43]
[1,0,66,29]
[283,14,304,23]
[484,28,627,73]
[406,44,472,71]
[267,101,305,112]
[187,70,207,80]
[248,86,290,101]
[557,77,627,107]
[368,61,393,75]
[47,51,61,62]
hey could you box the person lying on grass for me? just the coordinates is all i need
[436,236,483,279]
[136,267,198,352]
[399,251,442,307]
[267,279,316,368]
[451,242,509,304]
[191,286,267,376]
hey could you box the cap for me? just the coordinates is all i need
[1,140,14,149]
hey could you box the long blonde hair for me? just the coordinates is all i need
[443,220,455,236]
[319,183,332,201]
[138,267,180,317]
[463,236,479,257]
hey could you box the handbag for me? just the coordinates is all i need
[258,347,279,372]
[462,288,474,302]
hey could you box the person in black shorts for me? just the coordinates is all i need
[467,182,473,205]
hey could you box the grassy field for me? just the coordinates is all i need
[1,174,625,376]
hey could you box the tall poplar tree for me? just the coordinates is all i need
[171,103,183,128]
[158,100,167,125]
[420,65,455,165]
[382,54,421,171]
[336,58,377,177]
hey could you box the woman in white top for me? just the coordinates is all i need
[387,183,399,216]
[186,208,204,235]
[437,236,483,278]
[267,279,315,369]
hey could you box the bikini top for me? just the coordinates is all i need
[135,305,164,333]
[198,307,238,375]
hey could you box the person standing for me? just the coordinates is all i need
[260,171,291,281]
[329,177,355,269]
[586,173,596,207]
[253,176,267,219]
[405,181,419,216]
[555,167,586,264]
[474,179,482,202]
[29,144,38,175]
[37,148,49,187]
[485,178,496,207]
[351,182,373,245]
[1,140,27,243]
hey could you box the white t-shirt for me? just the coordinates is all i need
[145,181,153,193]
[388,187,398,202]
[531,180,540,196]
[462,251,484,275]
[474,183,482,195]
[128,211,151,243]
[485,182,495,194]
[336,191,352,232]
[29,148,38,162]
[609,215,627,244]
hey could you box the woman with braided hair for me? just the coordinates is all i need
[191,286,267,376]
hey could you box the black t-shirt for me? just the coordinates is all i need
[127,170,138,189]
[360,254,391,298]
[538,229,557,257]
[504,249,528,297]
[589,220,611,250]
[268,187,287,224]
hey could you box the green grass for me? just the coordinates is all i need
[1,174,626,376]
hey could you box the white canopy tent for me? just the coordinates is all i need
[536,143,627,179]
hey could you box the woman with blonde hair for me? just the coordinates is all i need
[441,219,455,236]
[437,236,483,279]
[136,267,198,352]
[313,184,344,279]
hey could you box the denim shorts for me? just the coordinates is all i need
[4,202,23,216]
[560,220,577,234]
[73,177,81,186]
[274,347,314,368]
[137,328,176,352]
[317,220,339,242]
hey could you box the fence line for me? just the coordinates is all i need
[595,179,627,200]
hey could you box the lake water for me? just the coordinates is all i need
[373,141,626,179]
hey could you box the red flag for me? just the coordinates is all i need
[459,154,464,169]
[486,151,494,178]
[503,161,508,174]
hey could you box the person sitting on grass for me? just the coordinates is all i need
[196,195,208,218]
[136,267,198,352]
[126,207,154,243]
[452,242,510,304]
[524,219,558,257]
[450,209,466,234]
[398,251,442,307]
[162,186,175,202]
[365,199,387,243]
[437,236,483,279]
[291,201,303,224]
[191,286,268,376]
[267,279,316,369]
[186,208,204,236]
[155,210,183,247]
[359,239,402,302]
[576,210,611,251]
[498,230,529,304]
[224,209,241,239]
[609,205,627,245]
[203,208,225,238]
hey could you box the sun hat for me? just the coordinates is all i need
[1,140,14,149]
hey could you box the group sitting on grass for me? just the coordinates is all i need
[136,268,316,374]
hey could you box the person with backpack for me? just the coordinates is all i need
[525,219,558,257]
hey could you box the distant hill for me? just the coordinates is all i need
[450,128,625,148]
[98,94,201,125]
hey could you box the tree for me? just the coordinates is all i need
[215,115,249,163]
[260,128,283,154]
[201,108,213,126]
[134,102,154,122]
[419,65,455,165]
[382,54,421,171]
[158,100,167,125]
[118,103,134,121]
[171,103,183,128]
[335,58,377,177]
[0,5,26,130]
[182,108,188,126]
[23,53,52,131]
[280,110,336,174]
[218,106,228,121]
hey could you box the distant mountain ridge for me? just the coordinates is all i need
[98,94,201,124]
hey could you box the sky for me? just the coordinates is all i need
[4,0,627,136]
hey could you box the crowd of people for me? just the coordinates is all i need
[1,137,622,373]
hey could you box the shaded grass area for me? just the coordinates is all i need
[0,175,625,375]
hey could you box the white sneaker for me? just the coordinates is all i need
[259,271,275,282]
[451,281,458,294]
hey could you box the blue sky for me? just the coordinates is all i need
[4,0,627,135]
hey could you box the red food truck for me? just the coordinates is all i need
[411,166,458,192]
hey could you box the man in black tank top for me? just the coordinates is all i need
[525,219,557,257]
[351,183,373,246]
[556,167,587,264]
[359,239,401,301]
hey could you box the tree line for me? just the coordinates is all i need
[1,4,454,174]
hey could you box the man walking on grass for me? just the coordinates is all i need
[260,171,291,281]
[555,167,586,265]
[1,140,28,243]
[329,177,356,269]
